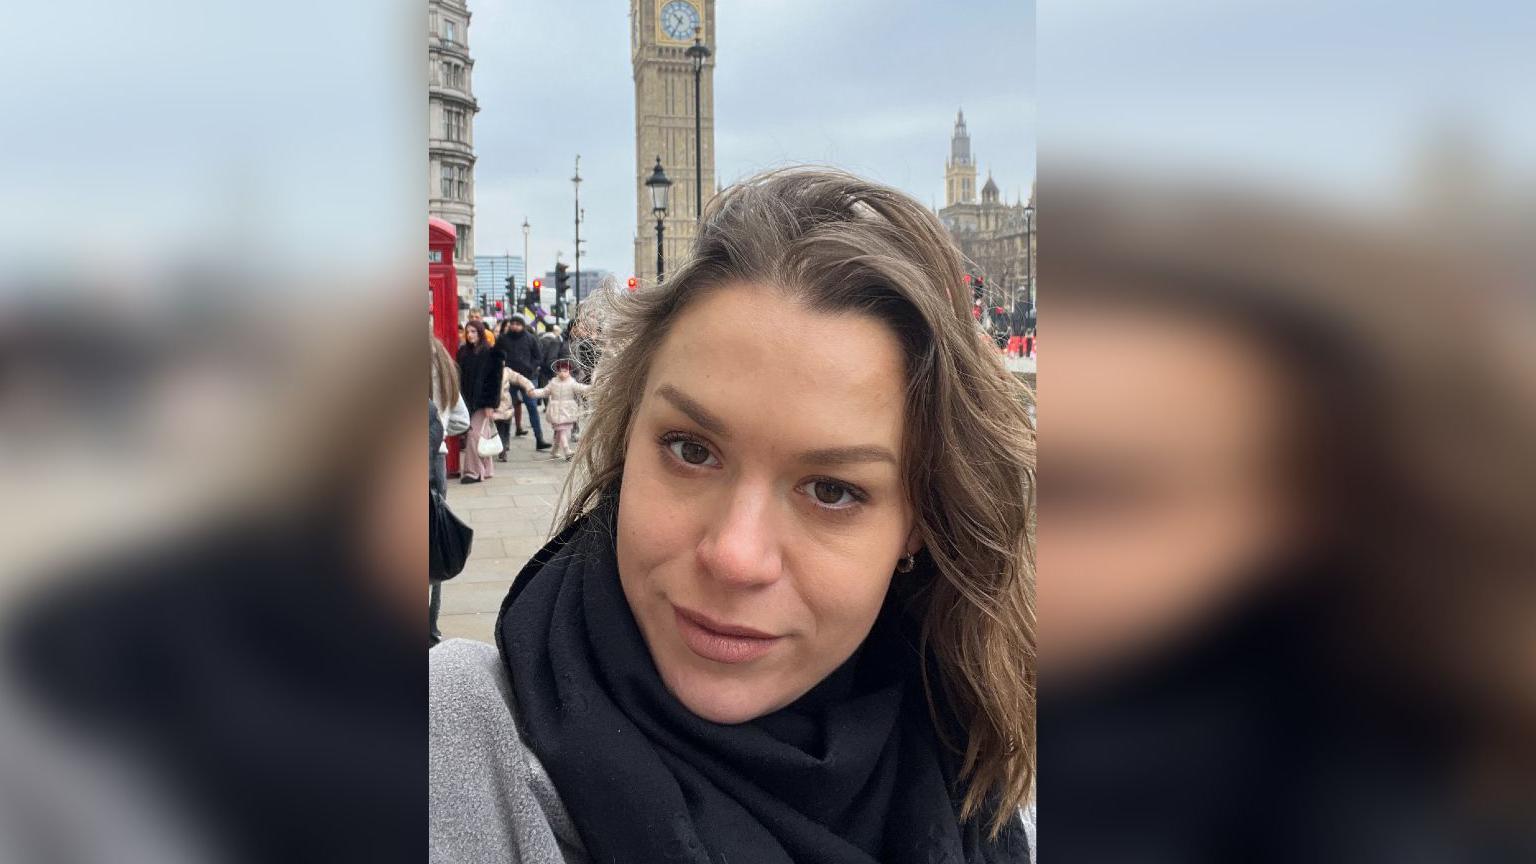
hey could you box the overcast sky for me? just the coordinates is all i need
[467,0,1035,279]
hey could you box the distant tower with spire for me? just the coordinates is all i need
[945,109,978,207]
[936,109,1036,324]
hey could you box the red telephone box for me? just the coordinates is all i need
[429,218,463,475]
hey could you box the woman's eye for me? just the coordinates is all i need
[668,438,717,466]
[805,480,859,508]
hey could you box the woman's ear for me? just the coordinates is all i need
[904,524,923,558]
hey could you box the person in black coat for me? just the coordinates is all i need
[536,323,570,390]
[493,316,548,450]
[455,321,505,482]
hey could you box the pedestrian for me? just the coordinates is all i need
[498,314,551,451]
[455,319,504,483]
[527,358,588,461]
[492,362,536,462]
[431,167,1033,863]
[536,321,568,391]
[430,330,470,645]
[430,332,471,490]
[569,319,600,385]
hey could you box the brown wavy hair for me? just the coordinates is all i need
[429,327,459,413]
[556,166,1036,833]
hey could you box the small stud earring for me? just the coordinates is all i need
[896,553,916,574]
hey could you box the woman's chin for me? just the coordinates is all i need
[659,662,791,725]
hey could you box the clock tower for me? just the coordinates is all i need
[946,108,977,207]
[632,0,715,287]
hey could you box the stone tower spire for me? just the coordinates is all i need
[982,169,1000,204]
[945,108,978,207]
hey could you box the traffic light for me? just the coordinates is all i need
[554,263,570,302]
[495,300,504,313]
[626,276,638,292]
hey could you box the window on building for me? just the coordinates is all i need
[445,20,458,44]
[441,163,454,199]
[444,107,465,142]
[454,224,471,261]
[455,165,469,201]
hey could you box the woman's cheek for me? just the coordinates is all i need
[618,443,696,582]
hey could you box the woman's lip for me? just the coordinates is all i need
[673,605,779,639]
[672,605,783,665]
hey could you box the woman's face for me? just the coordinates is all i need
[465,326,479,345]
[617,284,918,724]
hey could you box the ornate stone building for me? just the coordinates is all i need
[429,0,478,304]
[631,0,716,286]
[937,110,1035,317]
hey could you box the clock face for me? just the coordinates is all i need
[660,0,700,41]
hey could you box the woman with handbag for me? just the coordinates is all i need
[456,320,504,484]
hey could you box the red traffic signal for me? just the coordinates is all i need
[963,274,972,284]
[532,279,542,289]
[495,300,504,311]
[626,276,638,291]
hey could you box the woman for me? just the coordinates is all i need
[455,319,503,484]
[430,331,470,644]
[430,331,470,495]
[431,168,1035,863]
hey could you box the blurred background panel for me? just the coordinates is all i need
[1039,1,1536,859]
[0,2,424,862]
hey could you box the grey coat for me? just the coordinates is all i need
[430,639,587,863]
[430,639,1038,863]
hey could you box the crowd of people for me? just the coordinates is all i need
[447,309,598,479]
[427,308,600,644]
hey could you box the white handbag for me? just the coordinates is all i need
[476,421,504,458]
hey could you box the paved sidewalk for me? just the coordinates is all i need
[439,432,575,644]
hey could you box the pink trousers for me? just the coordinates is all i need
[464,408,496,479]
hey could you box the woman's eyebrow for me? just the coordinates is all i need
[796,445,899,466]
[655,384,897,464]
[656,384,730,438]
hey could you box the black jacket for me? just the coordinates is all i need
[536,333,570,383]
[456,344,503,413]
[496,330,541,379]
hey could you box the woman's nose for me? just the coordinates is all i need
[696,483,784,589]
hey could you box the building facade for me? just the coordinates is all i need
[937,110,1035,321]
[631,0,716,287]
[473,254,527,311]
[429,0,479,308]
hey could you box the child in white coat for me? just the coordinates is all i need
[528,359,590,460]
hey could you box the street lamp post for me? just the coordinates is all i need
[687,33,712,223]
[572,156,582,323]
[520,217,530,309]
[646,156,672,282]
[1024,205,1035,320]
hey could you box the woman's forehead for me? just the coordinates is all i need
[645,287,907,448]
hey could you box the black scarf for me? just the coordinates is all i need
[496,498,1028,864]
